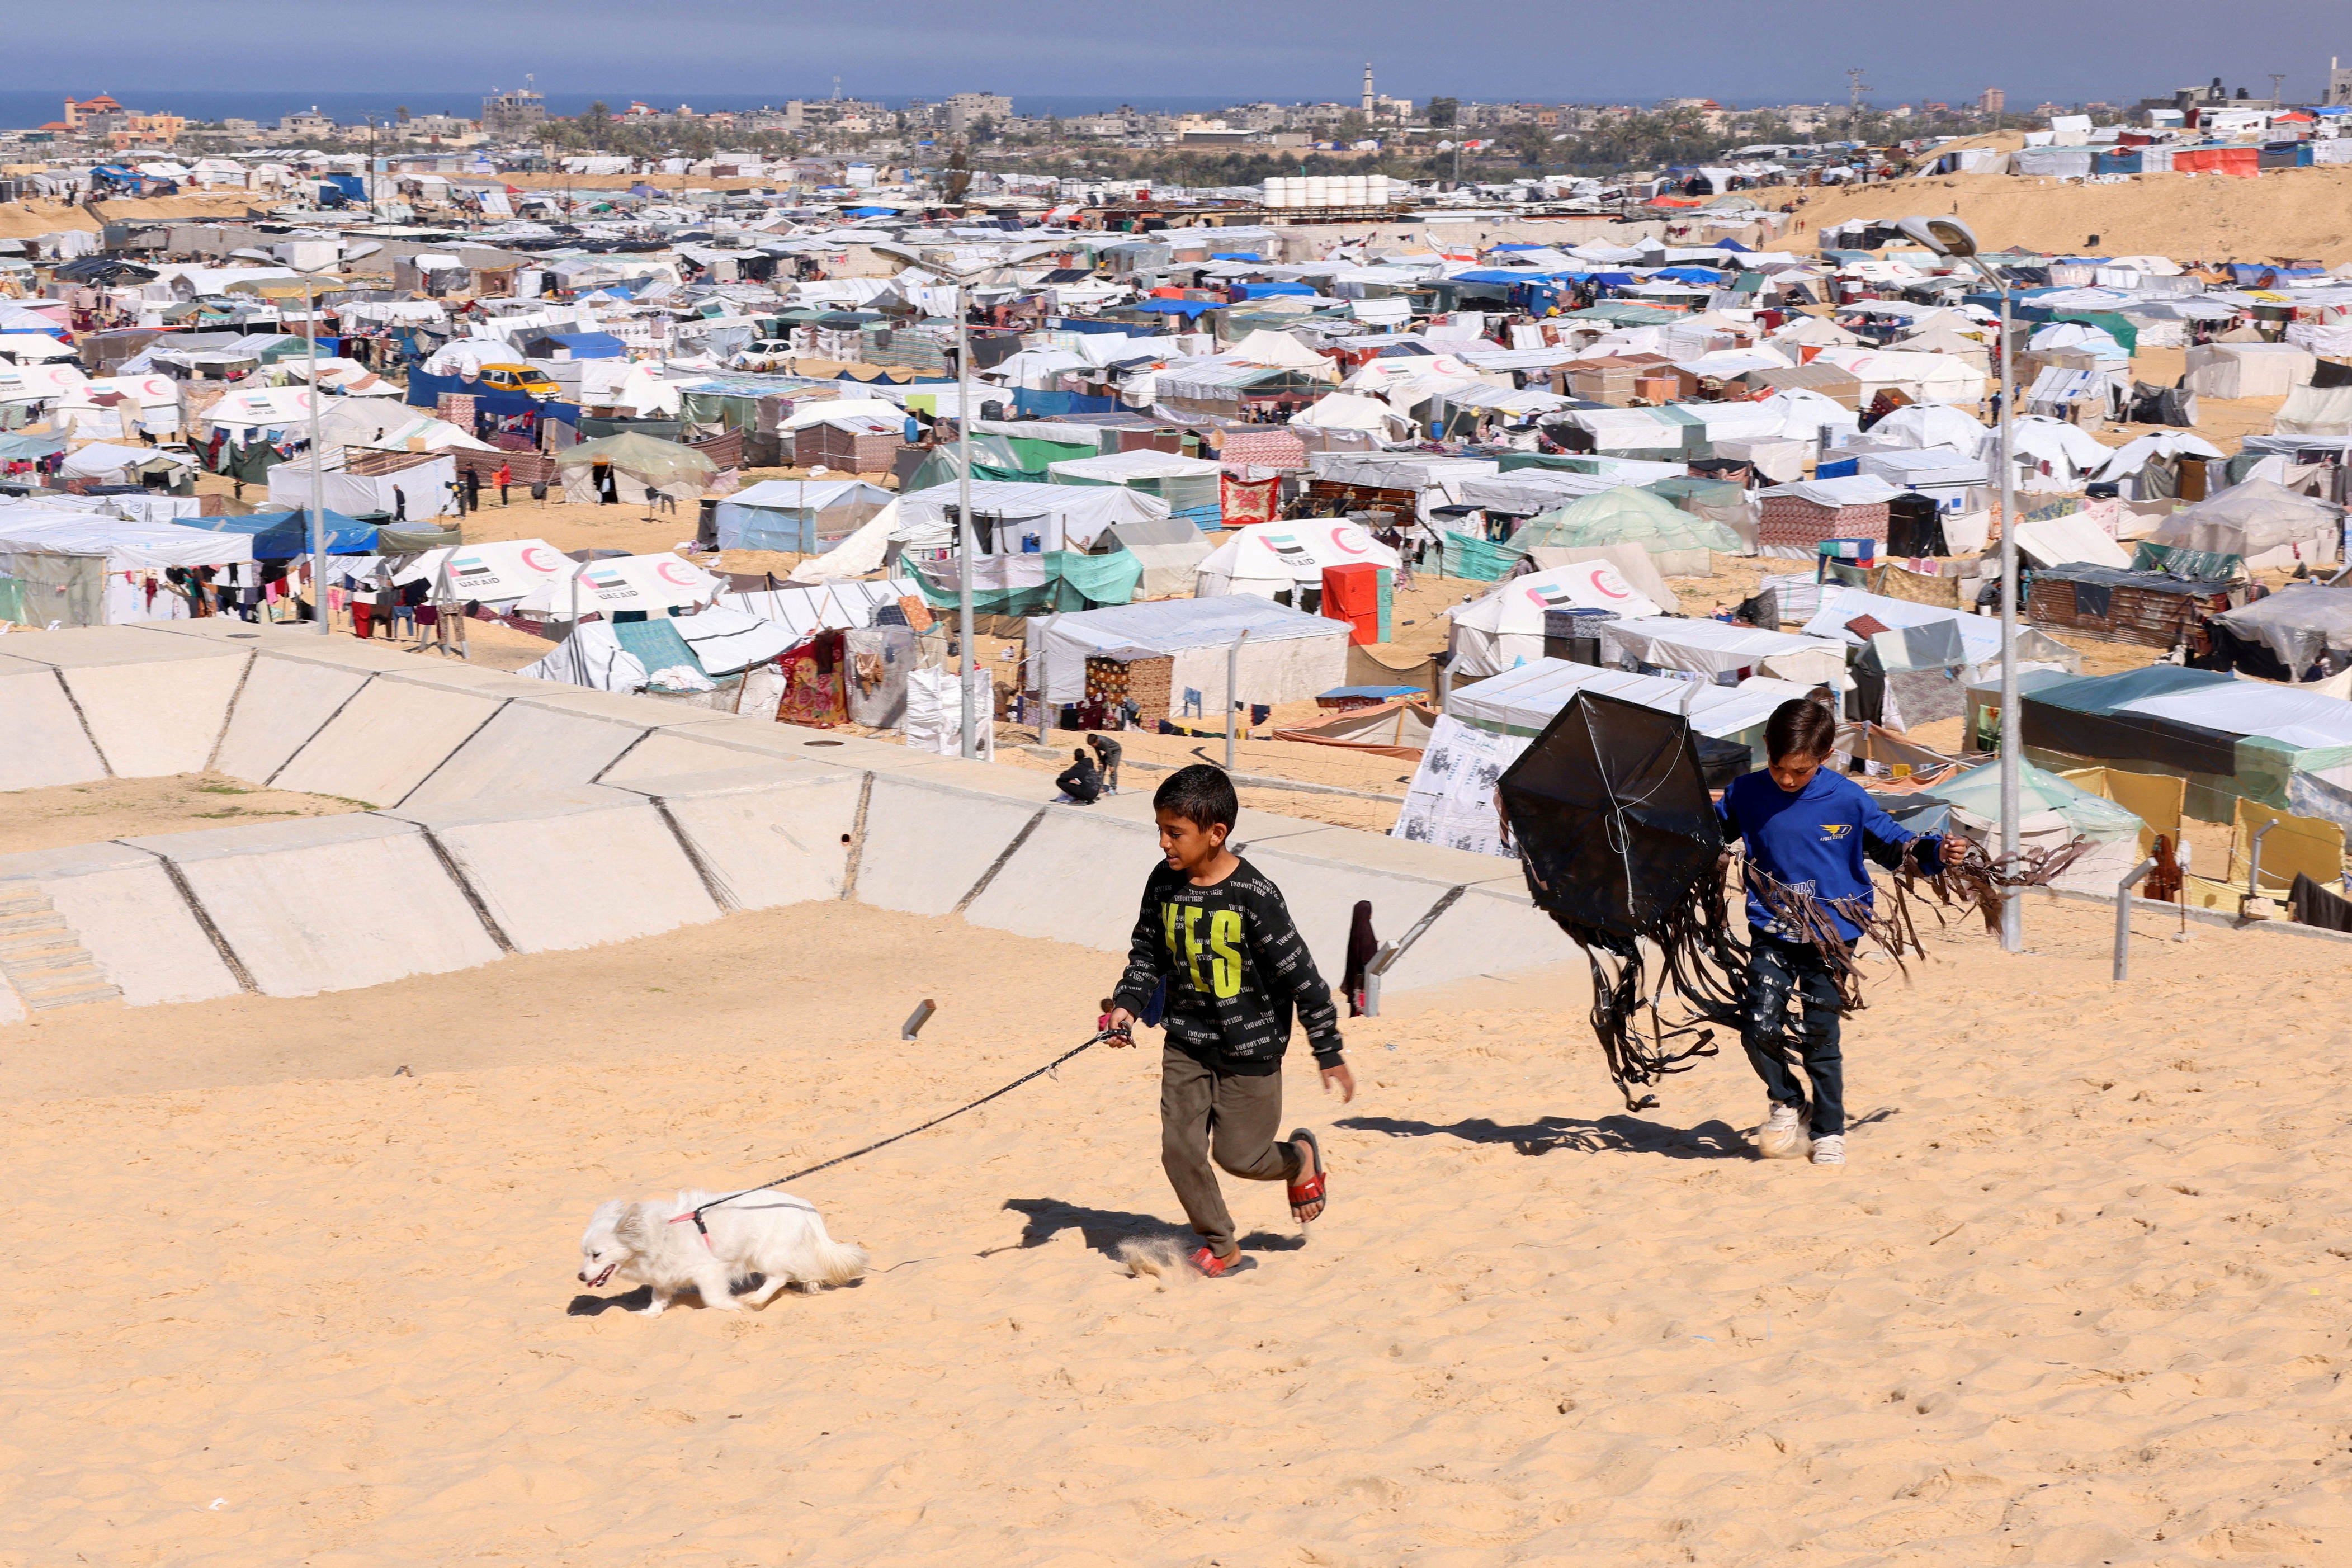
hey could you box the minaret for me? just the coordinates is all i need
[1362,64,1375,117]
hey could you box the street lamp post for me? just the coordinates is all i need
[1896,215,2020,952]
[956,280,978,758]
[261,240,379,636]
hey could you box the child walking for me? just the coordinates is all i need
[1717,697,1963,1166]
[1105,764,1354,1277]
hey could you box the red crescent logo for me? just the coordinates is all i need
[1328,525,1371,556]
[656,561,697,586]
[1588,568,1632,601]
[519,545,559,573]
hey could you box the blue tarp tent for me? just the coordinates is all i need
[530,331,626,359]
[186,508,378,557]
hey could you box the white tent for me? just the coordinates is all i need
[1447,658,1795,742]
[1227,329,1336,372]
[0,509,252,569]
[1868,403,1991,461]
[2181,343,2314,400]
[391,537,569,603]
[1596,617,1848,686]
[787,499,900,583]
[515,552,725,620]
[2011,511,2133,570]
[1808,347,1985,405]
[893,480,1167,552]
[1290,390,1413,437]
[1444,559,1664,677]
[58,443,192,484]
[2090,431,2226,488]
[719,577,919,638]
[2149,480,2341,572]
[1196,519,1402,599]
[2006,415,2115,493]
[268,457,456,520]
[1032,596,1348,707]
[1043,449,1224,484]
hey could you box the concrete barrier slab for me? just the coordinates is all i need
[619,769,863,909]
[960,807,1165,953]
[386,791,722,952]
[63,653,248,778]
[514,686,743,729]
[0,667,107,790]
[1381,883,1576,995]
[211,662,372,785]
[854,774,1041,916]
[0,843,238,1005]
[122,815,502,995]
[1249,825,1524,888]
[270,681,504,805]
[1241,843,1460,989]
[399,701,649,808]
[0,625,244,667]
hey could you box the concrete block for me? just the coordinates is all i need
[62,653,247,777]
[0,667,107,790]
[618,769,862,909]
[1380,882,1574,994]
[1241,843,1461,989]
[0,625,242,668]
[1250,825,1524,888]
[854,774,1041,916]
[386,791,722,952]
[270,680,504,806]
[513,685,742,729]
[0,843,238,1005]
[960,807,1164,952]
[399,701,650,808]
[211,660,372,785]
[120,815,504,996]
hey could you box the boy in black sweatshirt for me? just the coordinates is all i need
[1105,764,1353,1278]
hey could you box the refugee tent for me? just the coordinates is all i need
[719,576,920,639]
[1445,658,1802,758]
[1519,544,1682,611]
[2209,584,2352,676]
[268,456,457,520]
[1446,559,1665,677]
[2013,509,2134,570]
[515,551,725,621]
[0,508,253,626]
[1046,448,1225,528]
[553,431,718,504]
[1597,617,1848,687]
[1290,390,1414,438]
[894,479,1167,554]
[1195,518,1401,601]
[1868,403,1992,461]
[1271,697,1439,759]
[2272,381,2352,438]
[1095,512,1212,599]
[57,442,195,488]
[392,537,568,605]
[2090,430,2227,493]
[187,508,377,556]
[1807,347,1985,405]
[2019,664,2352,828]
[1031,594,1349,710]
[1509,485,1739,578]
[2181,343,2315,399]
[711,478,894,553]
[2005,415,2116,493]
[2146,479,2340,572]
[1897,759,2147,894]
[913,548,1142,618]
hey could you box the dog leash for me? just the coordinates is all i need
[669,1027,1128,1248]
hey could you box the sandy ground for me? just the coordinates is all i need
[4,889,2350,1565]
[0,773,363,857]
[1798,166,2352,265]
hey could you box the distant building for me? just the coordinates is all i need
[942,92,1013,133]
[2329,58,2352,106]
[62,94,124,130]
[1978,87,2006,116]
[280,106,338,139]
[482,86,546,139]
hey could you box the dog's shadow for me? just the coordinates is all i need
[993,1198,1307,1261]
[568,1286,656,1316]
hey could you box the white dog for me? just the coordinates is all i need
[577,1188,867,1315]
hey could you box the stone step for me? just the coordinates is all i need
[24,982,123,1012]
[1,948,95,977]
[0,894,50,917]
[0,912,67,939]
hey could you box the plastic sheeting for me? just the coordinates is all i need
[1032,594,1348,706]
[893,479,1168,553]
[1446,559,1665,678]
[1510,485,1741,559]
[1196,519,1401,598]
[2212,584,2352,670]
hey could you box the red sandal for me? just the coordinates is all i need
[1287,1127,1328,1224]
[1188,1246,1257,1278]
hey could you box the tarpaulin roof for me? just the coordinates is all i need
[1511,485,1741,556]
[550,431,719,485]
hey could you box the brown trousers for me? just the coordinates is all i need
[1160,1046,1301,1257]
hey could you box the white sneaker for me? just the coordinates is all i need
[1756,1100,1811,1160]
[1810,1135,1846,1166]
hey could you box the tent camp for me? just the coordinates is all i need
[719,576,919,639]
[0,508,252,626]
[268,455,456,519]
[553,432,718,504]
[1808,347,1986,405]
[712,478,895,553]
[1031,594,1349,710]
[1596,617,1848,686]
[1046,448,1225,528]
[1444,559,1665,677]
[1290,390,1415,438]
[1445,657,1803,754]
[1195,518,1402,600]
[1509,485,1740,578]
[2181,343,2314,399]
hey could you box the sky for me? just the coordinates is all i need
[15,0,2349,110]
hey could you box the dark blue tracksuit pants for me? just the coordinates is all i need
[1742,934,1845,1136]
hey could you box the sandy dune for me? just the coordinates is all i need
[2,890,2347,1566]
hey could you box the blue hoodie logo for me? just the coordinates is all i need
[1820,823,1852,842]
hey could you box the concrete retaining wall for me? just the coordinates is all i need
[1,622,1586,1018]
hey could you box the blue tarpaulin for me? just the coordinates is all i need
[185,508,378,557]
[1130,299,1225,318]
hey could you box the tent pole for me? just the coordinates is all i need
[957,281,978,759]
[1226,628,1250,770]
[1975,252,2023,953]
[306,267,327,636]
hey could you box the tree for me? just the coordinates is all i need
[1427,97,1459,129]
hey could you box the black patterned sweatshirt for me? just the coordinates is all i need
[1112,857,1345,1076]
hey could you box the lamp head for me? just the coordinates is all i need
[1895,215,1979,257]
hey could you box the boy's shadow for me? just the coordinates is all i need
[994,1198,1307,1260]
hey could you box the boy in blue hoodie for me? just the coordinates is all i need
[1717,697,1963,1166]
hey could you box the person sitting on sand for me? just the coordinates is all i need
[1717,696,1964,1168]
[1103,765,1352,1278]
